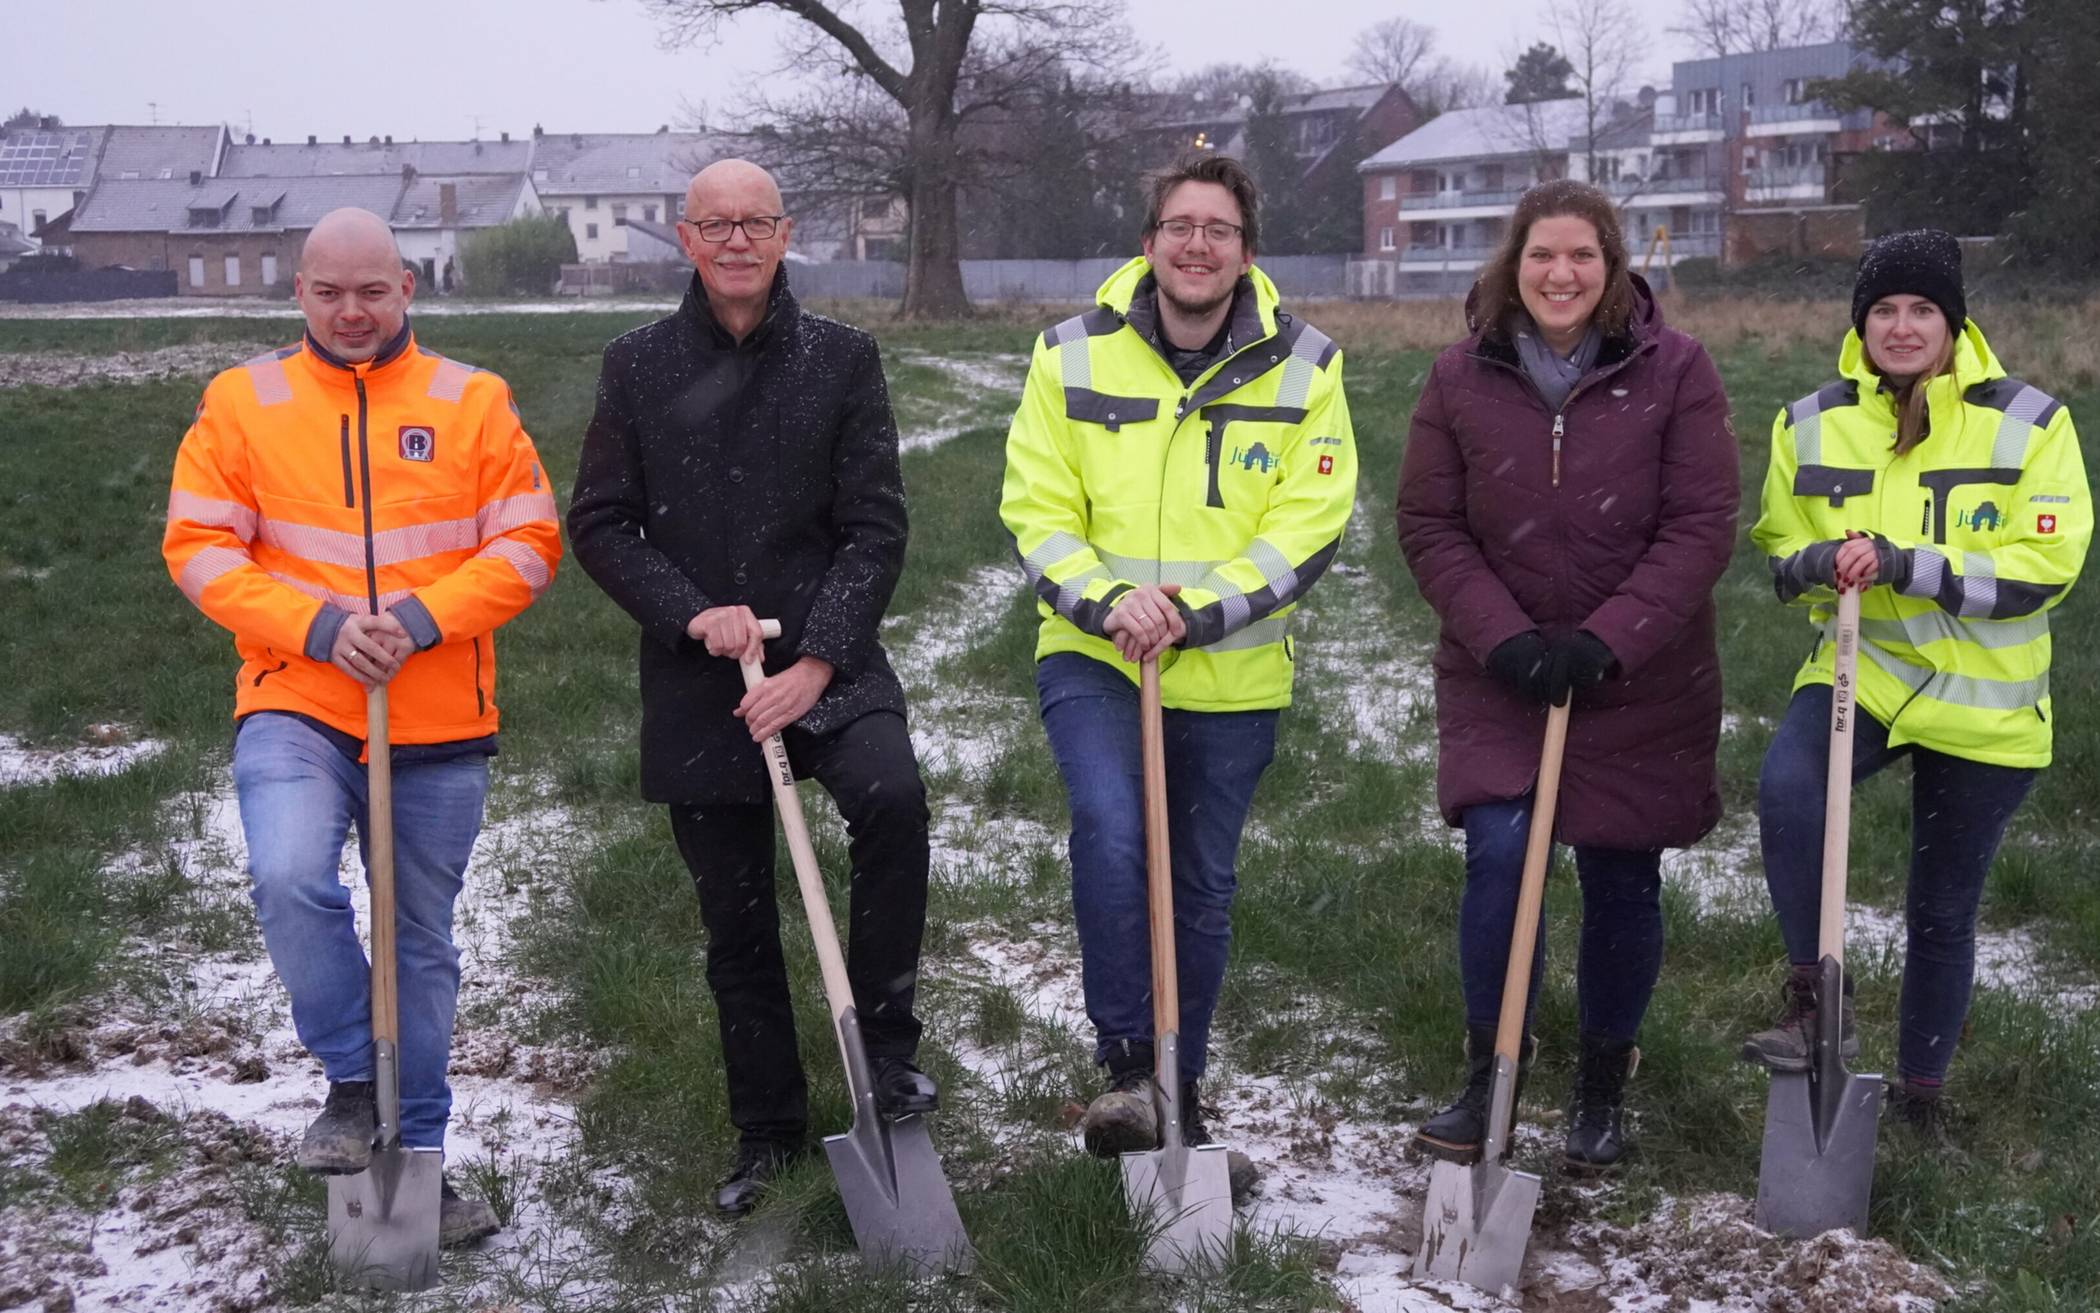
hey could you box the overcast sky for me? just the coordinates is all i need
[7,0,1705,143]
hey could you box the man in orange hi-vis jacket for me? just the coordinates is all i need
[162,207,559,1249]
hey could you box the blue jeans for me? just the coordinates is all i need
[232,712,489,1149]
[1036,653,1278,1080]
[1758,685,2036,1083]
[1459,796,1664,1043]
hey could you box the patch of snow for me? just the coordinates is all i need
[0,342,275,389]
[0,727,165,789]
[1849,903,2098,1013]
[890,350,1028,453]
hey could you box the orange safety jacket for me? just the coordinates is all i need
[163,326,561,745]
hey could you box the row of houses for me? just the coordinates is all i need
[1351,41,1894,294]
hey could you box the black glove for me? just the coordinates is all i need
[1863,532,1914,592]
[1772,539,1843,603]
[1485,630,1553,705]
[1548,630,1617,704]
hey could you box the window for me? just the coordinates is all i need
[188,256,206,287]
[1380,226,1395,251]
[225,254,240,286]
[586,222,599,240]
[1484,163,1505,190]
[1378,175,1396,201]
[1686,88,1716,115]
[643,204,657,222]
[1409,221,1436,245]
[585,195,599,209]
[1411,169,1435,194]
[626,165,640,178]
[1742,82,1756,107]
[612,203,628,226]
[1783,78,1808,105]
[261,253,278,285]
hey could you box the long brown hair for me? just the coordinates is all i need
[1472,179,1636,340]
[1884,331,1957,456]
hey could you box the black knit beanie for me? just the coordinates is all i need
[1852,229,1966,338]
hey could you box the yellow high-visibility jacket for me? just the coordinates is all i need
[999,258,1357,711]
[164,329,561,745]
[1752,319,2091,767]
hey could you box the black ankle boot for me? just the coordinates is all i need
[1564,1032,1638,1171]
[1414,1025,1534,1164]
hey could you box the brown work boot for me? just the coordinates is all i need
[1740,966,1858,1073]
[1082,1045,1160,1158]
[1181,1082,1258,1202]
[439,1175,501,1248]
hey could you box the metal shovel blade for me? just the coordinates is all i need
[1413,1154,1540,1295]
[1756,958,1882,1237]
[326,1145,442,1291]
[1120,1032,1233,1274]
[823,1008,975,1275]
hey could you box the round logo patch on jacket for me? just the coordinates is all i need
[399,425,436,462]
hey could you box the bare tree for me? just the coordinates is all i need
[1346,17,1438,86]
[1548,0,1640,181]
[1673,0,1834,56]
[1412,61,1507,116]
[640,0,1125,318]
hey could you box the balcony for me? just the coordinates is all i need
[1747,103,1844,137]
[1743,162,1830,203]
[1398,244,1497,266]
[1399,187,1527,212]
[1652,111,1723,144]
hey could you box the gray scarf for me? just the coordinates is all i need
[1513,316,1602,413]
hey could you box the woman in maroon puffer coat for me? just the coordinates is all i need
[1397,180,1739,1170]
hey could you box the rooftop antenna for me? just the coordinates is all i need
[469,113,486,140]
[147,101,160,125]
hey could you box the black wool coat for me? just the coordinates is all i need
[568,270,910,805]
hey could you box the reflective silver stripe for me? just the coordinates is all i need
[1832,620,2049,710]
[1024,531,1095,579]
[476,491,559,540]
[258,512,484,571]
[167,490,257,542]
[479,539,550,597]
[373,517,478,565]
[1059,334,1091,392]
[1048,313,1088,349]
[269,570,413,614]
[1098,547,1223,588]
[1794,408,1822,466]
[177,545,251,604]
[1054,565,1109,616]
[1860,610,2049,652]
[1960,550,1998,618]
[244,353,293,407]
[1905,547,1946,601]
[1201,614,1288,652]
[1247,538,1298,596]
[427,357,476,402]
[1989,385,2052,468]
[1273,325,1331,410]
[258,517,367,570]
[1216,591,1252,633]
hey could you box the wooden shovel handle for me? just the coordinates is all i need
[1493,699,1570,1066]
[365,684,398,1049]
[1141,658,1177,1048]
[1818,587,1861,964]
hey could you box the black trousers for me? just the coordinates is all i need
[667,710,930,1149]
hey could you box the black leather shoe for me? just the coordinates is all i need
[871,1056,940,1117]
[714,1141,796,1218]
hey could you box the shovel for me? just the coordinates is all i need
[1756,585,1883,1237]
[1120,655,1235,1273]
[738,619,974,1275]
[1415,697,1570,1297]
[327,683,443,1291]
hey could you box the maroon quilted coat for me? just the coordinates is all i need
[1396,278,1739,850]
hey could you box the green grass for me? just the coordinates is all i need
[4,307,2099,1309]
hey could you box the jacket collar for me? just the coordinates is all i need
[1096,254,1283,346]
[681,265,798,352]
[1467,273,1660,375]
[303,318,414,377]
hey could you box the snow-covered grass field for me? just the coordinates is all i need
[0,301,2096,1312]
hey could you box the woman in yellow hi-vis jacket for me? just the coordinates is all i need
[1745,230,2091,1136]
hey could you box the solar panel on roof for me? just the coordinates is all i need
[0,131,95,186]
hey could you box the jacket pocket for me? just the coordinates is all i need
[1064,388,1159,432]
[1794,464,1876,506]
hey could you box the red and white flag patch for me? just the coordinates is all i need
[2038,513,2058,534]
[1317,454,1334,475]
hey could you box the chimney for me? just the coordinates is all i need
[188,170,202,186]
[500,131,510,143]
[570,133,581,148]
[401,163,417,181]
[532,123,543,139]
[439,182,458,226]
[308,134,317,146]
[262,137,271,145]
[342,134,352,145]
[384,134,393,145]
[245,132,255,144]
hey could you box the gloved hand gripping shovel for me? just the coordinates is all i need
[327,684,443,1291]
[1120,654,1235,1273]
[1414,697,1570,1297]
[739,620,974,1274]
[1756,585,1883,1237]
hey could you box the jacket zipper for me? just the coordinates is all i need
[472,636,486,715]
[1551,412,1565,487]
[252,651,288,686]
[339,416,354,508]
[354,375,378,614]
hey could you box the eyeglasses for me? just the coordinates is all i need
[1155,218,1243,245]
[682,215,786,242]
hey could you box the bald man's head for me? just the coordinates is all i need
[295,208,414,363]
[679,159,792,326]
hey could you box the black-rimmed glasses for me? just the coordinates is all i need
[1154,218,1243,245]
[682,215,786,242]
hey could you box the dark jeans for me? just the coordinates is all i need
[1459,795,1664,1043]
[668,709,930,1149]
[1036,652,1278,1080]
[1758,685,2036,1083]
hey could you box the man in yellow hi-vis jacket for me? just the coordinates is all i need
[999,154,1356,1191]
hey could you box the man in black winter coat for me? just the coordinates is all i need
[567,159,936,1218]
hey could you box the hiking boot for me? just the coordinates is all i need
[1563,1033,1638,1172]
[714,1140,799,1218]
[1181,1082,1259,1203]
[439,1175,501,1248]
[295,1080,376,1175]
[871,1056,940,1117]
[1886,1076,1952,1148]
[1740,966,1858,1073]
[1413,1025,1535,1165]
[1082,1046,1159,1158]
